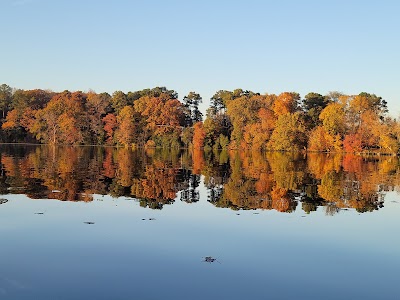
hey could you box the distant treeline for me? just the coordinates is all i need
[0,83,397,153]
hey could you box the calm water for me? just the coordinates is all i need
[0,145,399,299]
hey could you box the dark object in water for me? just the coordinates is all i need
[84,221,95,225]
[203,256,220,264]
[34,212,44,215]
[0,198,8,205]
[148,218,156,220]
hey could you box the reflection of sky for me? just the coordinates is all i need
[1,179,400,299]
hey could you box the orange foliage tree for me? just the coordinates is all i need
[116,106,136,147]
[272,92,300,117]
[308,126,341,152]
[343,133,362,153]
[102,113,117,145]
[192,121,206,149]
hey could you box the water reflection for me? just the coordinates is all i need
[0,144,398,214]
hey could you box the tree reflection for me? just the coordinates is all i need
[180,170,201,203]
[0,145,398,214]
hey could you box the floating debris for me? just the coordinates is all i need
[0,198,8,205]
[253,212,259,215]
[203,256,220,264]
[34,212,44,215]
[83,222,95,225]
[236,213,240,215]
[148,218,156,221]
[141,218,146,221]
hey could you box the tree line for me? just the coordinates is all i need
[0,83,398,153]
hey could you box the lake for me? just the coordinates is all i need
[0,145,399,299]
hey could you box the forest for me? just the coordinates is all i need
[0,83,398,154]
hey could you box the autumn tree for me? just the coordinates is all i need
[226,93,266,148]
[377,118,399,153]
[102,113,117,145]
[343,133,362,153]
[115,106,136,147]
[308,126,341,152]
[30,91,87,144]
[268,112,307,151]
[86,92,111,144]
[348,93,388,151]
[307,101,347,151]
[350,92,387,119]
[134,88,184,148]
[31,99,63,144]
[2,89,53,142]
[272,92,300,117]
[243,104,277,151]
[319,102,346,137]
[192,121,206,149]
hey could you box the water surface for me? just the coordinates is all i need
[0,145,399,299]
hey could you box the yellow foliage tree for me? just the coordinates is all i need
[308,126,341,152]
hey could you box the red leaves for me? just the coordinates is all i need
[193,122,206,149]
[343,133,362,153]
[102,113,117,145]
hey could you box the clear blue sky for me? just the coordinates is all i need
[1,0,399,116]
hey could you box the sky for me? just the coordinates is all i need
[1,0,399,116]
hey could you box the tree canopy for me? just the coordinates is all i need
[0,83,397,154]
